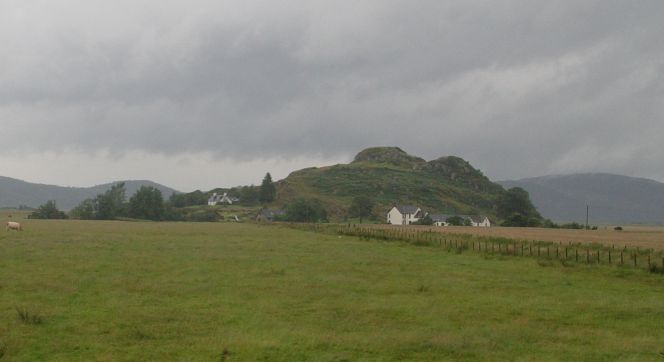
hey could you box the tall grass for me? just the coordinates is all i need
[16,308,44,325]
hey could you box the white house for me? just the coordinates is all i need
[428,214,491,227]
[387,205,423,225]
[429,214,452,227]
[207,192,239,206]
[467,215,491,227]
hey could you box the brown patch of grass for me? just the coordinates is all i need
[372,225,664,251]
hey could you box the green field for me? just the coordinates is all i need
[1,220,663,361]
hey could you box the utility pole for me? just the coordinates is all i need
[585,204,589,230]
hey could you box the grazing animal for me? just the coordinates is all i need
[6,221,22,231]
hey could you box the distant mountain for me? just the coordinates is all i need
[0,176,179,210]
[499,173,664,225]
[274,147,509,218]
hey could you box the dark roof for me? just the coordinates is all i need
[426,214,489,223]
[456,215,488,223]
[467,215,488,223]
[428,214,453,222]
[395,205,420,214]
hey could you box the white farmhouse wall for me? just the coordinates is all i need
[387,207,404,225]
[387,206,421,225]
[405,212,420,224]
[470,217,491,227]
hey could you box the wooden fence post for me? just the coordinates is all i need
[620,250,624,265]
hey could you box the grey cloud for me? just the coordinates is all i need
[1,0,664,181]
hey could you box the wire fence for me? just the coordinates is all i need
[281,223,664,274]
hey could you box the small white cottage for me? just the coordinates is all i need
[429,214,452,227]
[467,215,491,227]
[207,192,239,206]
[386,205,423,225]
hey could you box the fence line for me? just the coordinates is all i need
[281,223,664,274]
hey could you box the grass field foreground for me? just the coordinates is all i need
[1,220,663,360]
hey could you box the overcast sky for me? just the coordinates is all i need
[1,1,662,191]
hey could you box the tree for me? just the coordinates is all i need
[29,200,68,219]
[413,214,434,225]
[259,173,276,204]
[496,187,542,226]
[70,199,96,219]
[95,182,127,220]
[348,196,374,223]
[128,186,166,221]
[446,215,470,226]
[169,190,207,208]
[285,198,327,222]
[501,213,542,227]
[239,185,259,206]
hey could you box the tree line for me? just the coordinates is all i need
[30,173,279,222]
[28,178,560,228]
[169,172,276,207]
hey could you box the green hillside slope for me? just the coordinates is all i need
[274,147,506,219]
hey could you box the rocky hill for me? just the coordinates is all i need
[0,176,178,210]
[499,173,664,225]
[274,147,508,219]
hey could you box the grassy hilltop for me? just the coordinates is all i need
[274,147,506,219]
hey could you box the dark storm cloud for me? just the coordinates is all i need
[1,0,663,180]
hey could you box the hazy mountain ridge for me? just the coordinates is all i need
[0,176,179,210]
[499,173,664,225]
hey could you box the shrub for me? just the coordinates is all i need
[648,264,664,275]
[614,226,623,231]
[16,308,44,325]
[185,209,220,222]
[285,198,328,223]
[29,200,68,219]
[560,222,584,230]
[413,215,434,225]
